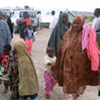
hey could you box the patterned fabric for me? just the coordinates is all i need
[14,39,39,96]
[0,63,4,75]
[2,55,9,69]
[44,71,56,95]
[9,51,19,99]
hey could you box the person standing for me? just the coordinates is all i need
[18,12,32,40]
[22,12,32,28]
[2,13,13,38]
[24,22,34,55]
[37,11,42,30]
[49,10,57,30]
[6,16,13,38]
[0,11,11,61]
[92,8,100,46]
[52,15,100,100]
[44,47,56,99]
[48,12,71,56]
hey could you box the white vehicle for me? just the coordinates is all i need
[11,9,38,32]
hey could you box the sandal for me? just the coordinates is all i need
[45,94,50,99]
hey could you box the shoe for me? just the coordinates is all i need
[98,90,100,96]
[45,94,50,99]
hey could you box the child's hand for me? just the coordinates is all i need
[51,62,55,67]
[0,77,2,80]
[14,54,17,58]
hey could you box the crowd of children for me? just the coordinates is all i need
[0,39,39,100]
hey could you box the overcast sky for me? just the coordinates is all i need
[0,0,100,12]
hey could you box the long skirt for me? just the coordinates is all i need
[64,86,86,100]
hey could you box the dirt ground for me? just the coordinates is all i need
[0,28,100,100]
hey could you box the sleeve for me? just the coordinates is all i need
[45,56,51,65]
[1,67,4,73]
[4,22,11,44]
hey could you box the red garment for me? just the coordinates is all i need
[25,38,33,54]
[2,55,9,69]
[22,18,32,28]
[0,54,5,62]
[87,27,100,71]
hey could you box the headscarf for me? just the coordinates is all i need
[14,39,39,96]
[48,12,71,56]
[71,15,84,32]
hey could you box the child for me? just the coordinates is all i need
[44,46,56,99]
[92,8,100,33]
[9,50,19,100]
[10,39,39,100]
[24,22,34,55]
[2,44,11,93]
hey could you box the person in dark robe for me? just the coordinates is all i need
[6,16,13,38]
[48,12,71,56]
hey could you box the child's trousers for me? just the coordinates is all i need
[25,38,33,54]
[44,71,56,95]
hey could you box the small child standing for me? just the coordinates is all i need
[2,44,11,93]
[44,47,56,99]
[24,22,34,55]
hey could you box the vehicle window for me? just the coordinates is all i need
[19,11,36,18]
[11,11,18,18]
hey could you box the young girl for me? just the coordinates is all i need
[24,22,34,55]
[10,38,39,100]
[44,46,56,99]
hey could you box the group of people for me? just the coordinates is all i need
[45,8,100,100]
[0,7,100,100]
[0,11,39,100]
[17,12,35,55]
